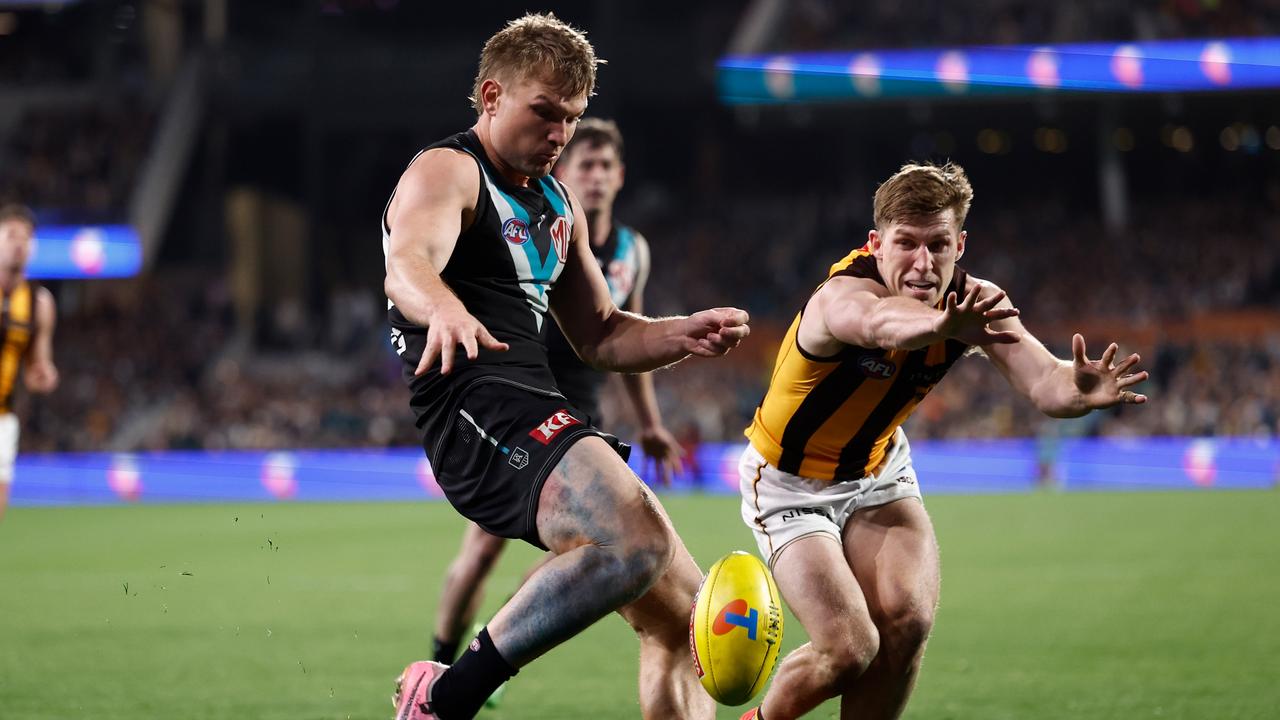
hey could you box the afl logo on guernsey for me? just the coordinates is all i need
[858,355,897,379]
[550,216,571,261]
[502,218,530,245]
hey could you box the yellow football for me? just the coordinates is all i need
[689,550,784,706]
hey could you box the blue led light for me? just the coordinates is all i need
[9,437,1276,506]
[719,37,1280,104]
[28,224,143,279]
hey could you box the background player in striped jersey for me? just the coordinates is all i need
[385,14,741,720]
[0,204,59,522]
[429,119,685,695]
[736,163,1148,720]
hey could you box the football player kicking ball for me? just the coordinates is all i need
[737,162,1148,720]
[428,118,685,709]
[383,14,738,720]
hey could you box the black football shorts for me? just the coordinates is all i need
[421,376,629,549]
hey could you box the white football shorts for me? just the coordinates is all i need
[0,412,18,485]
[738,427,922,569]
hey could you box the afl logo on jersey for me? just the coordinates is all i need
[858,355,897,379]
[550,216,571,261]
[502,218,530,245]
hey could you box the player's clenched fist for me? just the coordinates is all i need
[682,307,750,357]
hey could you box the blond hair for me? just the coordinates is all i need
[873,162,974,230]
[470,13,602,114]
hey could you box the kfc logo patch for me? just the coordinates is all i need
[529,409,581,445]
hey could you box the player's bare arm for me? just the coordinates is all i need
[22,286,57,394]
[617,233,684,484]
[384,149,509,376]
[975,278,1150,417]
[550,187,749,372]
[804,274,1020,353]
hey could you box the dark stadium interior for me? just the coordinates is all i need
[3,4,1279,720]
[1,1,1275,453]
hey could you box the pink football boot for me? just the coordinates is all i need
[392,661,446,720]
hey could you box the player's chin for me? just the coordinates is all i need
[526,157,557,177]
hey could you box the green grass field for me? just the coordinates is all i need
[2,491,1277,719]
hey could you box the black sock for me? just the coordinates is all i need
[431,637,459,664]
[429,627,517,720]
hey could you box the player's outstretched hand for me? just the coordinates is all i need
[683,307,750,358]
[639,424,684,487]
[1071,333,1150,409]
[935,283,1021,346]
[418,302,509,376]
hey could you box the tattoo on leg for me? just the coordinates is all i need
[497,450,668,664]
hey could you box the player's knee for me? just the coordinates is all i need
[626,534,676,598]
[453,536,504,576]
[608,530,674,604]
[879,601,935,669]
[576,542,664,610]
[821,624,881,690]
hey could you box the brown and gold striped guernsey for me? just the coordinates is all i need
[0,281,35,413]
[745,246,970,482]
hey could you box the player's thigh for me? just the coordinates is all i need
[842,498,939,625]
[535,435,670,555]
[772,534,878,654]
[0,413,17,487]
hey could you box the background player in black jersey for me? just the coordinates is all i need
[736,163,1148,720]
[383,14,742,720]
[0,204,58,523]
[428,119,686,695]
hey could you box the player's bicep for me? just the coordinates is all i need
[817,276,888,347]
[385,150,476,275]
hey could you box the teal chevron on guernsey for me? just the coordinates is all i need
[474,163,571,331]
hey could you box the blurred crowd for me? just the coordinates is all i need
[5,1,1278,455]
[776,0,1280,52]
[0,103,154,215]
[17,271,417,453]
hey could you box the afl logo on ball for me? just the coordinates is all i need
[502,218,530,245]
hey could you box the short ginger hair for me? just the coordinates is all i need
[470,13,603,114]
[873,162,974,230]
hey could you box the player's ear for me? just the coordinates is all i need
[868,228,881,254]
[617,161,626,190]
[480,78,503,116]
[956,230,967,260]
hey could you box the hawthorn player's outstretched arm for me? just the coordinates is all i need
[976,279,1150,417]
